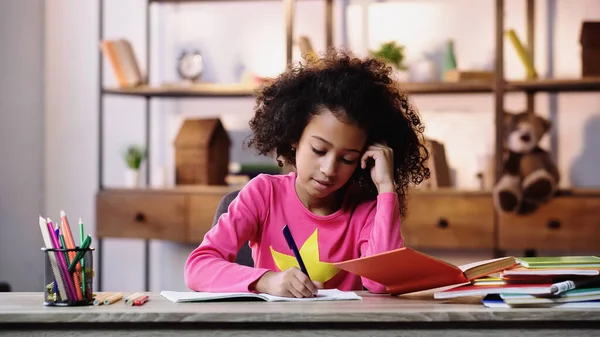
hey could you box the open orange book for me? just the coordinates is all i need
[333,247,518,295]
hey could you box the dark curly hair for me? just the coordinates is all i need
[245,49,430,217]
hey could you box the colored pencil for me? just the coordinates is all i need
[61,210,84,301]
[125,292,143,305]
[79,217,86,296]
[47,217,78,302]
[38,216,68,302]
[104,292,124,305]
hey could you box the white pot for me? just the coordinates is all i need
[125,169,141,188]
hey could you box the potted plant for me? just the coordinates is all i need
[124,145,145,188]
[370,41,409,82]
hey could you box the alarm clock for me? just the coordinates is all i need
[177,50,204,82]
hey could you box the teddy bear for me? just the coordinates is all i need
[492,111,560,215]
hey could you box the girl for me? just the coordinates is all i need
[184,49,430,298]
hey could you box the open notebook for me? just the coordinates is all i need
[333,247,517,295]
[160,289,362,303]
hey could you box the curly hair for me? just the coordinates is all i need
[245,49,430,217]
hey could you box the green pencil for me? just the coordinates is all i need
[68,235,91,272]
[59,234,70,265]
[79,217,86,296]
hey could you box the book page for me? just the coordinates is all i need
[161,291,265,303]
[458,257,510,272]
[160,289,362,303]
[260,289,362,302]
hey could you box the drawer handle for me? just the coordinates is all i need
[437,218,449,229]
[547,219,561,230]
[134,212,146,222]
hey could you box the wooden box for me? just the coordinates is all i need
[174,118,231,185]
[580,21,600,77]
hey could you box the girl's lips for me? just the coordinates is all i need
[313,179,333,190]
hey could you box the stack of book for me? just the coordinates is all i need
[434,256,600,308]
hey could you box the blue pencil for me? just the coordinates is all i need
[282,225,310,278]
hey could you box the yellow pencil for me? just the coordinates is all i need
[93,292,112,306]
[104,292,124,305]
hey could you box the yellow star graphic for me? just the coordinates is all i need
[270,228,340,284]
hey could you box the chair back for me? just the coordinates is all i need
[212,190,254,267]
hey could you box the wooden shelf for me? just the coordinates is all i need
[507,77,600,92]
[103,81,498,98]
[149,0,280,3]
[103,83,258,98]
[399,81,493,94]
[100,184,245,195]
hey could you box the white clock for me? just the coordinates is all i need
[177,50,204,82]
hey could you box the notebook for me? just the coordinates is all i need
[160,289,362,303]
[499,287,600,305]
[482,294,600,308]
[516,256,600,268]
[333,247,517,295]
[501,266,600,276]
[433,283,555,299]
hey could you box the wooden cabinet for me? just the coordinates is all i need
[96,185,242,244]
[97,187,600,252]
[401,190,495,249]
[498,190,600,252]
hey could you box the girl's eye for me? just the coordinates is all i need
[311,147,326,155]
[341,158,357,165]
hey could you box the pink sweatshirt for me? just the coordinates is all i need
[184,172,403,294]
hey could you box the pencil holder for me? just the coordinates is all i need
[42,247,94,306]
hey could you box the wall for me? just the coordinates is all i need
[0,0,45,291]
[43,0,600,292]
[45,0,100,290]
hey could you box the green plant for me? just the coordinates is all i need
[370,41,407,70]
[125,145,145,170]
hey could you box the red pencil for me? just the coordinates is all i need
[132,295,149,306]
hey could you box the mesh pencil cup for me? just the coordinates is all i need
[42,247,94,306]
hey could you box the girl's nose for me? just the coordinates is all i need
[320,156,337,177]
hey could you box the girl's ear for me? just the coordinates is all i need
[291,142,299,151]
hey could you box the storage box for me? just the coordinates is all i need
[174,118,231,185]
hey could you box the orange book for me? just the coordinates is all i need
[333,247,517,295]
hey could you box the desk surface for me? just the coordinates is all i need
[1,291,599,324]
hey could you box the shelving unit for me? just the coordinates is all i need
[96,0,334,292]
[96,0,600,292]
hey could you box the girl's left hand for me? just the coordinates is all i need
[360,142,395,194]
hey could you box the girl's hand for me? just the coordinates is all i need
[360,142,395,194]
[252,268,323,298]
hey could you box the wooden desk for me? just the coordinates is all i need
[1,292,599,336]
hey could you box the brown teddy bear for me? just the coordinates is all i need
[492,111,560,215]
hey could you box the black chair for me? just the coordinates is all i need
[211,190,254,267]
[0,282,11,292]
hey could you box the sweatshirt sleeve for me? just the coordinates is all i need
[357,192,404,294]
[184,175,272,292]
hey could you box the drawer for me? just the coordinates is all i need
[402,191,494,249]
[96,190,189,241]
[499,194,600,252]
[189,193,232,242]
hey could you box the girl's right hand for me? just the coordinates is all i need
[253,268,323,298]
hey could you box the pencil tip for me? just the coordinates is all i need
[60,210,66,217]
